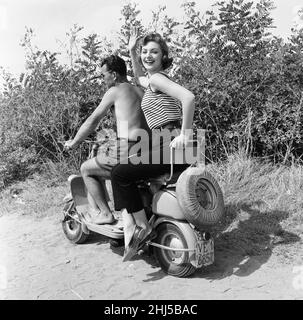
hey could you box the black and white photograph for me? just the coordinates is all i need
[0,0,303,302]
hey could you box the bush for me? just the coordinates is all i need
[178,1,303,163]
[1,0,303,188]
[0,27,112,188]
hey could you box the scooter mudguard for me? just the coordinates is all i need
[68,175,123,239]
[152,217,214,268]
[152,217,197,266]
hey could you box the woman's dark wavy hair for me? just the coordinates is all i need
[139,33,173,70]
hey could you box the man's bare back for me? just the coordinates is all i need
[112,83,149,141]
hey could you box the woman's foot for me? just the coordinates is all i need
[123,226,145,262]
[138,228,157,250]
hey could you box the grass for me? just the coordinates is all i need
[207,151,303,228]
[206,151,303,264]
[0,152,302,264]
[0,160,72,218]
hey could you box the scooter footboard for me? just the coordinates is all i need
[85,221,124,239]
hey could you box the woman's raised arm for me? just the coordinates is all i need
[128,27,149,88]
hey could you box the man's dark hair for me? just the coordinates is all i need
[101,55,127,77]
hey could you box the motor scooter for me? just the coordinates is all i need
[62,138,224,277]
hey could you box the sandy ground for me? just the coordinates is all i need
[1,212,303,300]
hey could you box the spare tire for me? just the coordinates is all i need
[176,166,224,227]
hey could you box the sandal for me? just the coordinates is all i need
[122,226,145,262]
[138,229,157,251]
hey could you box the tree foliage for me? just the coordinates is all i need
[0,0,303,188]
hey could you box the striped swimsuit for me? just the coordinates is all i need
[141,73,181,129]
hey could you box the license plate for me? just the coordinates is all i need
[195,239,214,268]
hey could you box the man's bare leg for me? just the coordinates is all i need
[87,192,99,211]
[80,158,115,224]
[85,192,100,221]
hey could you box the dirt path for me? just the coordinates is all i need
[1,213,303,300]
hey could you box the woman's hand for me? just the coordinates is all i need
[169,132,191,149]
[128,26,142,52]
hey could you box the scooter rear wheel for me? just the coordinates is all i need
[154,223,196,277]
[62,202,89,244]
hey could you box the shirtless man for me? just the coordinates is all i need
[64,55,149,224]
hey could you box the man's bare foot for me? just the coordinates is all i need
[115,219,124,230]
[92,212,115,225]
[88,208,101,217]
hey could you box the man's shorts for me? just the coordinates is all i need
[94,138,137,179]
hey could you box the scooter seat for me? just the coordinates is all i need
[137,171,183,187]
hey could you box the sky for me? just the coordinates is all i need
[0,0,303,80]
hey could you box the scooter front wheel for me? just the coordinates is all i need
[153,223,196,277]
[62,201,89,244]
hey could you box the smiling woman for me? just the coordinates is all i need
[109,27,196,262]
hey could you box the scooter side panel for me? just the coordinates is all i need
[68,175,123,239]
[69,175,110,205]
[70,176,89,206]
[152,190,185,220]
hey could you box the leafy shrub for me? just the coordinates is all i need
[1,0,303,189]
